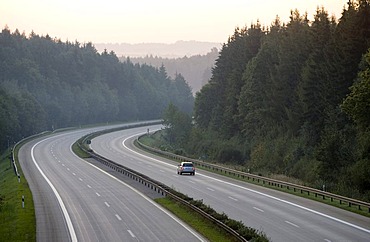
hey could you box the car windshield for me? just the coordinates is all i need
[183,163,193,167]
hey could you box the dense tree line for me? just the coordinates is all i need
[166,1,370,201]
[0,28,193,151]
[124,48,219,93]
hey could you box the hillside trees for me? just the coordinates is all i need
[162,103,192,147]
[169,73,194,114]
[194,24,263,137]
[238,17,282,139]
[187,1,370,200]
[342,49,370,193]
[0,27,194,151]
[298,7,335,145]
[342,49,370,129]
[313,0,370,193]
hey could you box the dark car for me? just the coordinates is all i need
[177,162,195,175]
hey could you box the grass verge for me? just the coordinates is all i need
[155,197,239,242]
[71,141,91,159]
[0,149,36,241]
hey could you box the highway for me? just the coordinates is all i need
[91,124,370,242]
[18,124,205,242]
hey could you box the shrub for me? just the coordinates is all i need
[217,146,244,164]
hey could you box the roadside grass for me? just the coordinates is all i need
[71,141,91,159]
[155,197,239,242]
[139,132,164,148]
[139,132,370,218]
[0,149,36,241]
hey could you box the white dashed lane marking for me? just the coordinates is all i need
[228,196,238,201]
[127,230,136,238]
[285,220,299,228]
[253,207,264,212]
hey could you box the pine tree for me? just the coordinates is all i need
[274,9,311,134]
[298,7,334,144]
[342,48,370,129]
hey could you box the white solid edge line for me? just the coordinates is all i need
[69,143,206,242]
[32,136,78,242]
[121,133,370,235]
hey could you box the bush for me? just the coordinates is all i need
[217,146,244,164]
[174,148,187,156]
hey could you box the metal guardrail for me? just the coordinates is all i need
[78,129,249,242]
[11,131,51,183]
[11,149,20,182]
[136,136,370,214]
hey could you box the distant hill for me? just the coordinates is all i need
[94,40,221,58]
[122,48,220,94]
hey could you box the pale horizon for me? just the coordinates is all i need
[1,0,347,44]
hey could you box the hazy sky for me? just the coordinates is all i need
[1,0,347,44]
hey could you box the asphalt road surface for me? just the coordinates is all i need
[18,123,206,242]
[91,125,370,242]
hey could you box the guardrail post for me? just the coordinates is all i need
[22,195,25,208]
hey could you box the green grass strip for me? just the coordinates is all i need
[0,150,36,241]
[155,197,239,242]
[72,141,91,159]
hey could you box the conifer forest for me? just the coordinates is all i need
[164,1,370,201]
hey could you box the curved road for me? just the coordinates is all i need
[91,125,370,242]
[18,124,205,241]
